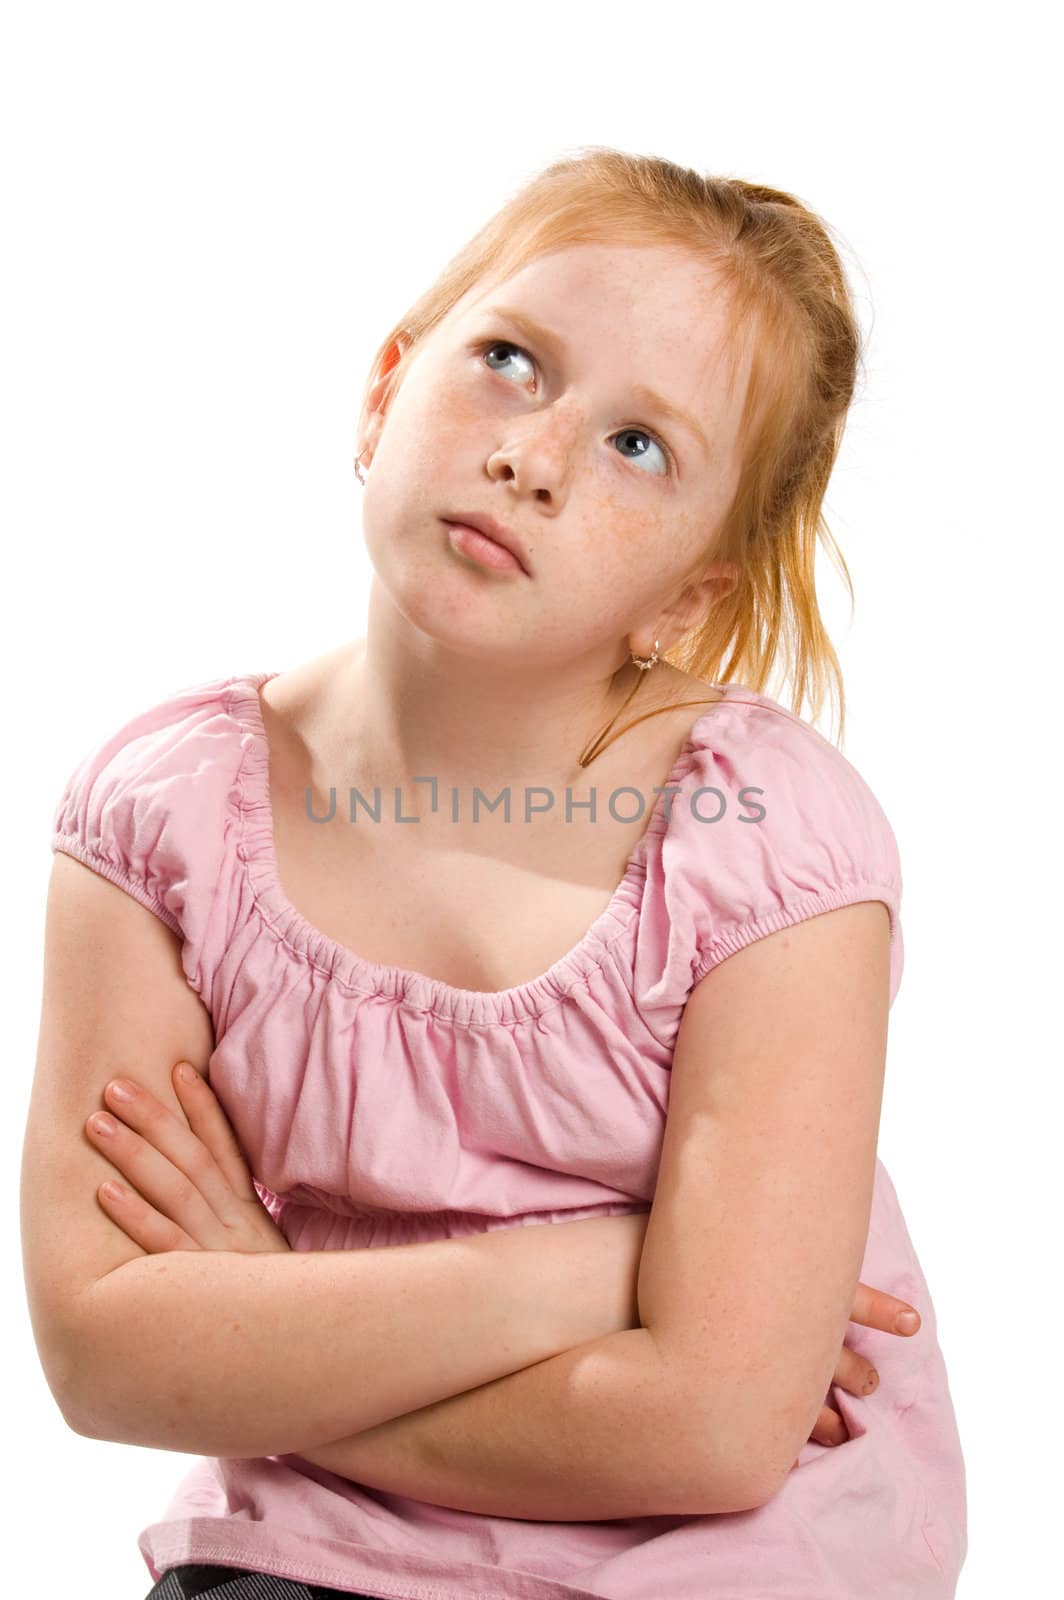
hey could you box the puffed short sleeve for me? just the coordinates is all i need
[660,698,905,1007]
[49,674,249,996]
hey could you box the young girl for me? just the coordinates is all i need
[24,147,967,1598]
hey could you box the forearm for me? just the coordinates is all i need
[64,1215,642,1458]
[293,1326,737,1521]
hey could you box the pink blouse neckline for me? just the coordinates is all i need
[223,671,752,1023]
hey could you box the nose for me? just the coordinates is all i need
[491,404,583,496]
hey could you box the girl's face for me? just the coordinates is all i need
[359,242,749,671]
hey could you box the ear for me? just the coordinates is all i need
[359,329,415,463]
[669,559,740,636]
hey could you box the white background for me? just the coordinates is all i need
[4,3,1059,1595]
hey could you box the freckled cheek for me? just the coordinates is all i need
[420,404,492,477]
[566,548,655,619]
[421,372,487,436]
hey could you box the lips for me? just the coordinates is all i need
[442,512,531,575]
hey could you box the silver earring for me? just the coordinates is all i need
[630,638,661,671]
[354,448,369,485]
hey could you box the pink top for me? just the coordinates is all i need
[50,670,967,1600]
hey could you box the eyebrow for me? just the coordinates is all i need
[484,305,712,460]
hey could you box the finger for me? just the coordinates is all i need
[96,1178,202,1255]
[85,1108,232,1249]
[850,1280,921,1337]
[171,1064,258,1200]
[832,1342,879,1399]
[809,1404,849,1448]
[100,1078,242,1221]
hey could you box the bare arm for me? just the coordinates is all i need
[68,1212,650,1458]
[292,1324,737,1520]
[281,1238,905,1521]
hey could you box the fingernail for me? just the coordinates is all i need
[107,1079,135,1102]
[90,1113,117,1137]
[895,1311,919,1333]
[176,1063,197,1085]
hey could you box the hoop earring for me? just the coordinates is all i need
[630,640,660,671]
[354,448,369,485]
[577,640,661,768]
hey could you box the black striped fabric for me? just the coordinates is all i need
[144,1563,386,1599]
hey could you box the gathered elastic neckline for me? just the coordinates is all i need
[223,670,752,1024]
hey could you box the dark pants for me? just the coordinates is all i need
[145,1563,386,1599]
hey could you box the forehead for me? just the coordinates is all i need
[465,243,730,342]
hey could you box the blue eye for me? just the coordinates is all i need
[478,339,673,478]
[482,340,536,384]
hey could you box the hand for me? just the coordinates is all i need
[84,1061,291,1255]
[802,1280,922,1458]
